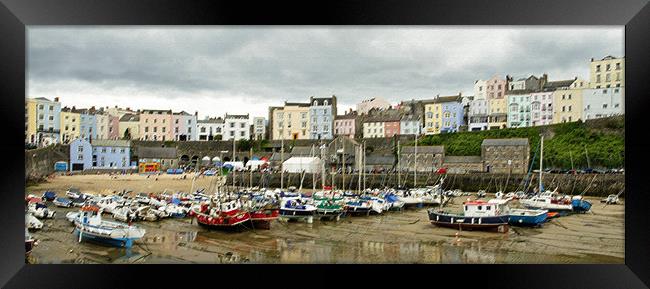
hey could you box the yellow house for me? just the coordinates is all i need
[25,100,37,143]
[589,55,624,89]
[553,79,588,124]
[269,102,311,140]
[423,102,442,135]
[487,98,507,129]
[60,108,81,144]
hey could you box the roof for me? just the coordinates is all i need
[141,109,172,114]
[91,139,131,147]
[283,102,311,107]
[137,147,177,159]
[119,113,140,122]
[32,97,53,102]
[481,138,529,146]
[443,156,482,163]
[364,115,401,123]
[269,152,290,162]
[291,146,317,156]
[542,79,576,91]
[198,117,224,124]
[225,114,249,119]
[365,154,395,165]
[421,94,463,104]
[401,146,444,154]
[335,114,357,120]
[310,96,336,106]
[173,111,192,116]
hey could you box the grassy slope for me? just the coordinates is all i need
[417,116,624,169]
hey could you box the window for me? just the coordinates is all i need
[606,73,611,82]
[614,104,620,108]
[240,131,245,137]
[606,64,611,71]
[230,123,235,128]
[162,127,166,133]
[101,148,106,153]
[175,119,179,124]
[478,206,482,210]
[38,104,43,110]
[616,62,621,70]
[486,206,491,210]
[78,154,83,160]
[120,148,125,153]
[596,75,601,82]
[153,127,157,133]
[111,148,116,153]
[568,94,572,100]
[144,127,149,133]
[201,127,206,133]
[596,65,601,72]
[603,104,608,109]
[240,123,245,128]
[230,131,234,137]
[78,146,83,152]
[154,119,157,123]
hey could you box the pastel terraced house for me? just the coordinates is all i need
[334,113,357,138]
[583,87,624,120]
[309,96,337,140]
[139,109,173,141]
[553,79,589,123]
[25,97,61,146]
[269,102,311,140]
[590,55,624,89]
[423,94,464,135]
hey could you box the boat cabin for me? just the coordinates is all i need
[462,200,505,217]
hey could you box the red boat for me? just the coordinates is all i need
[192,200,251,231]
[248,208,280,230]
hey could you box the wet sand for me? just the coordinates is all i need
[26,174,624,264]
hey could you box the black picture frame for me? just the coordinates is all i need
[1,0,649,288]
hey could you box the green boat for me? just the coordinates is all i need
[315,199,344,221]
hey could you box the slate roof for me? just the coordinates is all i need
[421,94,463,104]
[119,113,140,122]
[91,140,131,147]
[291,146,317,156]
[198,117,224,124]
[443,156,482,163]
[365,154,395,165]
[137,147,177,159]
[542,79,576,91]
[481,138,529,146]
[401,146,444,154]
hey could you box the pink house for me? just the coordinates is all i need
[139,109,173,141]
[486,75,508,99]
[334,114,357,138]
[108,115,120,140]
[384,120,400,137]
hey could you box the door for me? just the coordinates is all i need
[72,163,84,171]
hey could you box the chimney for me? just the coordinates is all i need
[195,111,198,116]
[54,97,59,102]
[590,57,594,62]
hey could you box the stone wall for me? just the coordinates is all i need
[25,144,69,183]
[221,172,623,197]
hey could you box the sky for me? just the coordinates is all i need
[27,26,624,119]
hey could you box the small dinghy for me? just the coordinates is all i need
[53,197,73,208]
[41,191,57,202]
[279,196,317,223]
[71,205,146,248]
[26,212,43,230]
[28,202,56,219]
[571,196,592,213]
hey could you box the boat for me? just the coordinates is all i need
[476,190,487,198]
[343,198,373,216]
[66,187,82,199]
[96,196,123,214]
[601,194,620,204]
[160,203,190,218]
[315,199,344,221]
[53,197,73,208]
[26,212,43,230]
[279,196,317,223]
[25,228,37,259]
[245,196,280,229]
[111,206,138,222]
[71,205,146,248]
[488,198,547,227]
[383,193,405,211]
[28,202,56,219]
[571,196,592,213]
[41,191,57,202]
[192,199,252,230]
[427,200,510,233]
[398,190,424,208]
[519,190,573,214]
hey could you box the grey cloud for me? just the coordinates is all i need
[28,27,623,108]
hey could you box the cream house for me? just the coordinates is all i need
[269,102,311,140]
[589,55,624,89]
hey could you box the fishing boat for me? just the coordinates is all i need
[245,196,280,229]
[279,196,317,223]
[53,197,73,208]
[71,205,146,248]
[192,199,252,230]
[315,199,344,221]
[488,198,548,227]
[427,200,510,233]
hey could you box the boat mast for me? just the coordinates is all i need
[584,144,591,169]
[281,138,284,190]
[362,141,366,191]
[397,139,401,188]
[358,143,362,194]
[312,144,316,192]
[342,138,346,191]
[414,133,418,188]
[232,138,236,191]
[249,147,253,189]
[539,134,544,194]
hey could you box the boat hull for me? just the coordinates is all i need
[195,211,251,231]
[427,210,509,233]
[74,228,139,248]
[571,199,592,213]
[508,211,548,227]
[248,209,279,230]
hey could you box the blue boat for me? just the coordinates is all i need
[41,191,57,202]
[72,206,146,248]
[571,198,592,213]
[507,208,548,227]
[53,197,73,208]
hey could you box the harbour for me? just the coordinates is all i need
[26,173,624,264]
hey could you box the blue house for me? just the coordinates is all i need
[69,138,93,171]
[439,94,465,133]
[91,140,132,169]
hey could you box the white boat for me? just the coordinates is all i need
[111,206,138,222]
[66,188,82,199]
[96,196,123,214]
[26,213,43,230]
[28,203,56,219]
[71,205,146,248]
[519,191,573,212]
[601,194,620,204]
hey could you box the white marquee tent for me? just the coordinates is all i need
[282,157,322,173]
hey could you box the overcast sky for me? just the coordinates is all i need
[28,26,623,119]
